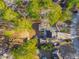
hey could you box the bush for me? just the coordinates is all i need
[40,43,54,51]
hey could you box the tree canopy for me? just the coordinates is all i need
[67,0,79,10]
[26,0,40,19]
[47,3,62,25]
[60,10,72,22]
[4,18,33,38]
[3,8,19,21]
[12,38,38,59]
[0,0,6,10]
[39,0,62,25]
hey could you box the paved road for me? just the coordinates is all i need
[71,12,79,56]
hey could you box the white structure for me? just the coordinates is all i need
[57,32,71,39]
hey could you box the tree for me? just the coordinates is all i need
[60,10,72,22]
[67,0,79,10]
[3,8,19,21]
[39,0,62,25]
[0,0,6,10]
[0,0,7,17]
[6,0,62,25]
[16,0,22,5]
[47,4,62,25]
[26,0,40,19]
[4,18,36,45]
[12,38,38,59]
[77,3,79,9]
[13,18,32,30]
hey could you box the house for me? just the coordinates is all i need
[38,19,53,40]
